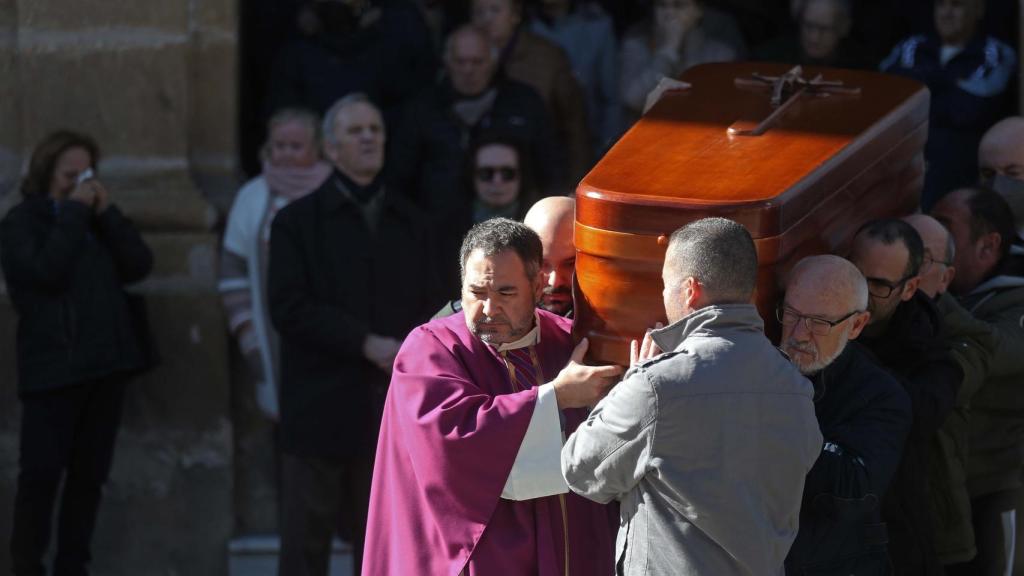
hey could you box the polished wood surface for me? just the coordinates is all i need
[573,62,928,365]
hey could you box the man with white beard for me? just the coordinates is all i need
[781,255,912,575]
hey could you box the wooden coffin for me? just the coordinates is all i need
[573,62,929,365]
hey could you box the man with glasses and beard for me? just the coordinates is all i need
[781,255,911,575]
[849,218,964,574]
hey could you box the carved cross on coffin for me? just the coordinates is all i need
[727,65,861,136]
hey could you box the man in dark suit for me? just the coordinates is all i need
[268,93,438,576]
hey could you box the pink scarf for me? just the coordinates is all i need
[262,160,332,200]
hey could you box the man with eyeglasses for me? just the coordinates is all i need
[905,213,996,567]
[780,255,911,575]
[931,187,1024,575]
[848,218,964,575]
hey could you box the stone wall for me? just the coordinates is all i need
[0,0,243,574]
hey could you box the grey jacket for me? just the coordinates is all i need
[562,304,823,575]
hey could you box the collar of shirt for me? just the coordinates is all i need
[494,311,542,352]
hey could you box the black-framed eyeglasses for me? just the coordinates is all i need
[776,305,861,336]
[475,166,519,182]
[864,274,912,298]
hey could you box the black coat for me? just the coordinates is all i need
[389,77,562,224]
[859,291,963,575]
[268,174,440,459]
[264,0,436,122]
[785,343,911,575]
[0,196,152,393]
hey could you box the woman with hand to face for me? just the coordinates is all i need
[1,131,154,576]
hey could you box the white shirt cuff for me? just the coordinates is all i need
[500,383,569,500]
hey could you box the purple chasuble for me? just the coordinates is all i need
[362,309,616,575]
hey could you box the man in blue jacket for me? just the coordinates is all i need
[881,0,1016,208]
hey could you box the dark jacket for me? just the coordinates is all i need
[268,172,439,459]
[265,0,436,121]
[785,343,911,576]
[501,28,592,183]
[859,291,963,575]
[928,292,995,564]
[389,77,562,224]
[961,251,1024,499]
[881,33,1016,208]
[0,196,152,393]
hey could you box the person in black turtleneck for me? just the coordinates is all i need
[268,93,441,576]
[389,23,562,229]
[848,219,964,576]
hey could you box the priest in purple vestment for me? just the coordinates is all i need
[363,218,624,575]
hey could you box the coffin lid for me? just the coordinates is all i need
[577,62,929,239]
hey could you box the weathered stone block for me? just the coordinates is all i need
[231,348,280,535]
[189,40,238,172]
[18,46,190,160]
[109,173,219,232]
[0,236,233,576]
[0,0,16,29]
[193,0,236,32]
[16,0,187,32]
[0,1,21,195]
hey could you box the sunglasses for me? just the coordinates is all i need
[475,166,519,182]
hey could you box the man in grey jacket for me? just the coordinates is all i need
[561,217,823,575]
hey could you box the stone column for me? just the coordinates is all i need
[0,0,239,574]
[0,0,20,194]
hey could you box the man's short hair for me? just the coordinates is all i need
[854,219,925,278]
[961,186,1017,263]
[322,92,378,146]
[460,218,543,281]
[665,217,758,303]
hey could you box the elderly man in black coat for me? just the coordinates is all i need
[781,255,912,575]
[268,93,439,576]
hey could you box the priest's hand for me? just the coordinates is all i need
[363,333,402,373]
[552,338,625,410]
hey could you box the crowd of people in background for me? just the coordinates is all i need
[4,0,1024,575]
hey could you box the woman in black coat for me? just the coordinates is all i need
[0,131,153,575]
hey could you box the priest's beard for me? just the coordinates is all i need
[783,328,851,375]
[469,313,533,345]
